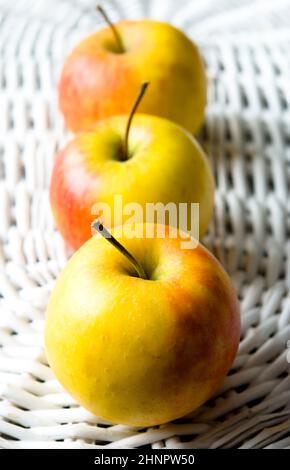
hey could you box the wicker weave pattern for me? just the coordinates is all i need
[0,0,290,449]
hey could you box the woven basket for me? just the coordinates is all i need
[1,0,290,449]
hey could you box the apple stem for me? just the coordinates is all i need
[96,5,124,53]
[123,81,149,159]
[92,220,148,280]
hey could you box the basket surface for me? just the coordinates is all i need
[0,0,290,449]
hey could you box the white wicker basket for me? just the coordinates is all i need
[0,0,290,449]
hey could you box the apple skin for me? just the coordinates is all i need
[59,19,206,134]
[50,114,214,250]
[45,223,240,427]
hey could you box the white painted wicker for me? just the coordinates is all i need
[0,0,290,449]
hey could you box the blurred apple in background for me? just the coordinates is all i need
[45,222,240,426]
[59,10,206,134]
[50,108,214,250]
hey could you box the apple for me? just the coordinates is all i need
[45,222,240,426]
[59,9,206,134]
[50,83,214,250]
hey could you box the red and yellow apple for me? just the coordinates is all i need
[59,19,206,133]
[45,223,240,426]
[50,113,214,250]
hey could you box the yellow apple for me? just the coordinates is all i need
[45,223,240,426]
[50,113,214,250]
[59,18,206,133]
